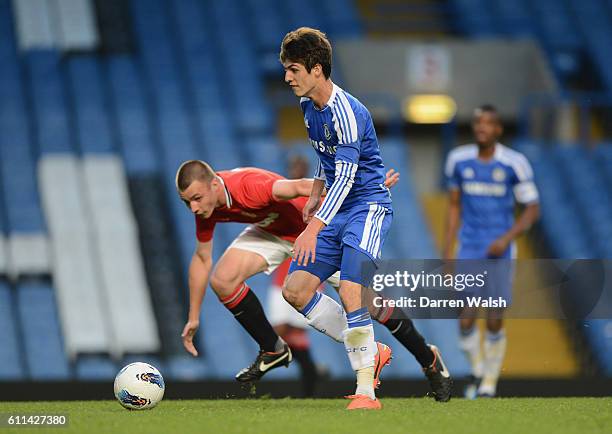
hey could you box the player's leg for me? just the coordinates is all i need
[458,310,482,398]
[367,292,451,401]
[478,255,512,397]
[283,227,348,343]
[330,272,443,377]
[267,278,319,397]
[210,248,283,351]
[209,228,293,381]
[456,247,487,398]
[478,310,506,397]
[366,287,433,366]
[336,246,383,409]
[283,267,347,343]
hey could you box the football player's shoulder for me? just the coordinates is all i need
[495,144,532,175]
[448,144,478,164]
[219,167,272,187]
[337,88,369,118]
[496,143,529,163]
[231,167,284,186]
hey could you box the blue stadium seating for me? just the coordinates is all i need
[76,356,117,380]
[66,56,115,154]
[106,56,160,175]
[452,0,583,86]
[516,141,612,374]
[0,1,47,235]
[25,51,74,154]
[0,283,25,380]
[16,283,70,380]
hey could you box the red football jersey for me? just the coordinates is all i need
[195,168,308,243]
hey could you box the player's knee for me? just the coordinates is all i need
[281,283,301,308]
[459,316,477,331]
[209,271,237,298]
[282,275,309,309]
[486,317,503,332]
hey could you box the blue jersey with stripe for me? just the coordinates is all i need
[301,83,391,225]
[445,144,539,247]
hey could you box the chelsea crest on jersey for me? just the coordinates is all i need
[300,83,391,225]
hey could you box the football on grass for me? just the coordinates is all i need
[114,362,165,410]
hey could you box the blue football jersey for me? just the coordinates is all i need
[301,84,391,225]
[445,144,539,246]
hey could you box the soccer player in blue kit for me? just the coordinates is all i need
[443,105,540,398]
[280,27,451,409]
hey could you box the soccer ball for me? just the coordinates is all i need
[114,362,165,410]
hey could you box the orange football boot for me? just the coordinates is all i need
[373,342,392,389]
[345,394,382,410]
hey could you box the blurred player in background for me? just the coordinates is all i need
[177,161,397,385]
[280,27,452,409]
[443,104,540,398]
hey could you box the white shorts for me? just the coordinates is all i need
[228,225,294,274]
[228,225,341,288]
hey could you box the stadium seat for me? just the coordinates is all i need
[75,356,117,380]
[66,56,115,154]
[24,51,74,154]
[0,282,24,379]
[165,355,208,381]
[106,56,159,175]
[38,155,111,356]
[82,155,161,355]
[17,283,70,380]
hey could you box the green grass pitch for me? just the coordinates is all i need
[1,398,610,434]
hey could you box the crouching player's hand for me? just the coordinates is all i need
[181,320,200,356]
[384,168,400,188]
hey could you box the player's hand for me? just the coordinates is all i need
[487,236,511,258]
[384,168,400,189]
[303,196,321,223]
[181,320,200,357]
[292,229,317,266]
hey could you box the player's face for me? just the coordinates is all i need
[179,180,218,219]
[472,112,502,146]
[283,61,317,98]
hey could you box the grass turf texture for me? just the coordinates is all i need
[0,398,610,434]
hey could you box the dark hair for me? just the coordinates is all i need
[175,160,215,192]
[474,104,501,124]
[280,27,332,79]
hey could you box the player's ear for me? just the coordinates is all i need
[496,123,504,137]
[209,177,220,192]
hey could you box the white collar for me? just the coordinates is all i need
[325,82,340,107]
[217,175,232,208]
[313,82,340,111]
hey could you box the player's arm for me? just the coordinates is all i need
[443,188,461,259]
[488,157,540,257]
[272,169,399,201]
[181,239,213,357]
[487,202,540,257]
[505,203,540,240]
[303,178,326,223]
[271,178,314,200]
